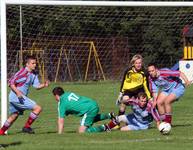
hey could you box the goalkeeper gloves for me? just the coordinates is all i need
[116,92,123,106]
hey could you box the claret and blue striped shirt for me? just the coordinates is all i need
[125,98,160,125]
[149,68,183,94]
[8,67,40,100]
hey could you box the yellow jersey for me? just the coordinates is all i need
[120,68,151,99]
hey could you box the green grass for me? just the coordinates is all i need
[0,82,193,150]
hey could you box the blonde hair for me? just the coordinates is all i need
[130,54,143,67]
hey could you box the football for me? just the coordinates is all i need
[158,122,171,135]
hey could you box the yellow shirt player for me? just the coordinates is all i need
[116,54,152,116]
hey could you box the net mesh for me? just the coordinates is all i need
[6,5,193,81]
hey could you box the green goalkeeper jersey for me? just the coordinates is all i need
[58,92,98,118]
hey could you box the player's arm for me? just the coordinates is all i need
[150,105,161,129]
[32,75,50,90]
[151,92,158,108]
[57,103,66,134]
[36,80,50,90]
[148,79,159,108]
[58,118,64,134]
[116,69,129,105]
[142,75,152,100]
[119,69,129,92]
[9,73,23,97]
[9,84,23,97]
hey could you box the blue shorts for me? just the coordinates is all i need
[9,95,36,115]
[162,83,185,99]
[126,114,149,130]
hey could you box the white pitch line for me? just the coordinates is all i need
[89,137,171,144]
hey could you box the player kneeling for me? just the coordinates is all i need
[52,87,116,134]
[105,92,160,131]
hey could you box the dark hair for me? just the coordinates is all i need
[137,92,147,99]
[52,87,64,96]
[147,62,157,68]
[24,55,36,64]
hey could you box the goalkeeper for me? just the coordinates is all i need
[116,54,152,116]
[52,87,116,134]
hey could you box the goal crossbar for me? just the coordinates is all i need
[1,0,193,128]
[5,0,193,6]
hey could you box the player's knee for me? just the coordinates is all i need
[117,115,128,123]
[119,106,125,111]
[122,95,129,103]
[38,105,42,113]
[33,105,42,113]
[165,99,173,105]
[78,126,87,133]
[120,126,130,131]
[119,103,126,110]
[156,100,164,106]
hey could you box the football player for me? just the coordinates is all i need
[148,63,191,124]
[52,87,115,134]
[0,55,49,135]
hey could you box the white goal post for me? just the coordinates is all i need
[1,0,193,127]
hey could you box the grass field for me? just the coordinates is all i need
[0,81,193,150]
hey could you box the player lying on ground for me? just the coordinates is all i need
[0,55,49,135]
[116,54,152,116]
[106,92,160,131]
[52,87,116,134]
[148,63,191,125]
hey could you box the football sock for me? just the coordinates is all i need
[24,112,38,128]
[93,113,109,123]
[160,114,166,121]
[106,120,117,129]
[0,121,11,133]
[164,113,172,124]
[85,125,105,133]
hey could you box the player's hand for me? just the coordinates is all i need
[148,97,153,101]
[156,121,161,129]
[185,80,192,87]
[116,92,123,105]
[44,80,50,87]
[16,91,23,98]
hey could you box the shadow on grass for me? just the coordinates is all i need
[0,141,22,148]
[37,131,58,134]
[15,129,57,135]
[65,130,77,133]
[172,123,192,128]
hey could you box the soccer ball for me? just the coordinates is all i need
[158,122,171,135]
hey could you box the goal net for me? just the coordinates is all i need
[6,3,193,82]
[1,1,193,128]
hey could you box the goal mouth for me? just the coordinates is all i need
[1,0,193,127]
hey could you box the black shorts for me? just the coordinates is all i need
[123,88,145,98]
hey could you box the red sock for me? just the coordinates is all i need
[24,112,38,128]
[107,120,117,129]
[164,114,172,124]
[0,121,11,134]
